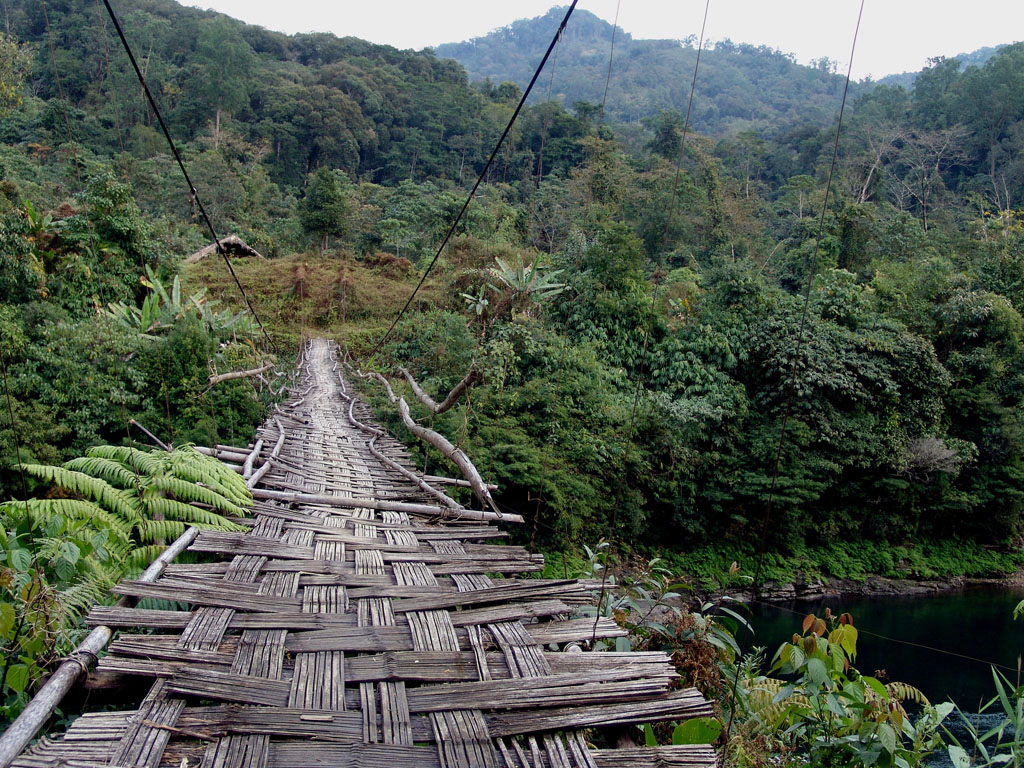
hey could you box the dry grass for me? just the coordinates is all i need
[179,249,443,347]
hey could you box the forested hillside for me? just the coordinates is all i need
[2,0,1024,586]
[437,7,867,134]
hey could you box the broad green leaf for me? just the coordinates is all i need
[672,718,723,745]
[947,745,970,768]
[9,548,31,572]
[643,723,657,747]
[807,657,828,685]
[878,723,897,754]
[825,693,846,717]
[0,602,15,639]
[5,663,30,693]
[58,540,80,565]
[862,676,889,700]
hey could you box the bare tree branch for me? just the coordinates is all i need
[208,363,272,387]
[349,364,500,514]
[398,366,478,414]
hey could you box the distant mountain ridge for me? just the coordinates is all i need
[437,8,1018,137]
[436,7,866,136]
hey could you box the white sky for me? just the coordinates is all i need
[186,1,1023,82]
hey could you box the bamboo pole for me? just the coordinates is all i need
[250,488,522,523]
[128,418,171,452]
[423,475,499,491]
[0,527,200,768]
[242,438,264,479]
[247,419,285,489]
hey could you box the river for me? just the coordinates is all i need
[743,586,1023,765]
[745,586,1023,708]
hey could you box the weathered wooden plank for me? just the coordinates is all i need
[528,617,628,644]
[447,599,571,627]
[111,581,301,613]
[190,531,315,559]
[389,581,587,613]
[590,745,718,767]
[266,742,441,768]
[485,689,714,737]
[406,673,675,713]
[175,705,364,741]
[286,625,413,653]
[165,668,292,707]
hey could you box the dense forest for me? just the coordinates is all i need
[2,0,1024,760]
[2,0,1024,573]
[0,0,1019,671]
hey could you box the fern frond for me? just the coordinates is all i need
[125,544,171,571]
[744,677,790,695]
[140,519,187,542]
[169,446,251,507]
[884,681,930,706]
[59,577,114,619]
[144,496,244,530]
[85,445,165,477]
[21,464,139,524]
[147,476,246,516]
[740,677,813,732]
[63,456,139,489]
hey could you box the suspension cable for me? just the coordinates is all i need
[100,0,276,352]
[724,0,866,743]
[752,0,865,597]
[369,1,579,357]
[592,1,710,643]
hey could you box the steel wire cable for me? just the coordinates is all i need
[370,1,580,357]
[101,0,276,352]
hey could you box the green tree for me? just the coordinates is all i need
[300,167,350,256]
[0,33,32,116]
[194,17,255,147]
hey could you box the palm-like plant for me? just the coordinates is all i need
[105,265,255,339]
[487,255,566,317]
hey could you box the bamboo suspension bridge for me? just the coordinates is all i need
[2,339,716,768]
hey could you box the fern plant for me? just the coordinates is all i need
[23,444,249,567]
[1,444,250,721]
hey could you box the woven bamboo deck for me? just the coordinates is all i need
[12,339,716,768]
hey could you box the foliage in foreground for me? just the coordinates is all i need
[593,555,1024,767]
[0,444,251,722]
